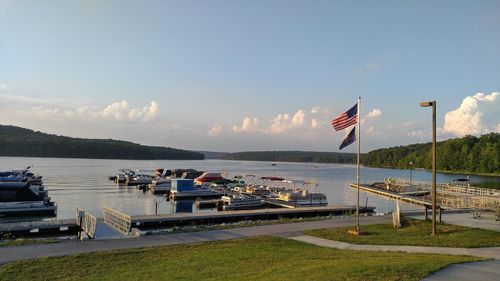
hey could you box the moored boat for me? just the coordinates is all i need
[221,194,264,211]
[0,167,57,217]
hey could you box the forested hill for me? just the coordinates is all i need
[221,151,358,164]
[0,125,204,160]
[363,133,500,175]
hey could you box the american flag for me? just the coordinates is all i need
[331,103,357,131]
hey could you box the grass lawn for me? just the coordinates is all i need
[305,219,500,248]
[0,238,60,247]
[0,236,482,281]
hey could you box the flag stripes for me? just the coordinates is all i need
[331,103,358,131]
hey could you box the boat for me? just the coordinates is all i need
[126,173,153,186]
[168,179,224,200]
[148,179,172,194]
[194,172,224,186]
[221,194,264,211]
[276,190,328,206]
[274,180,328,207]
[243,176,285,196]
[0,168,57,217]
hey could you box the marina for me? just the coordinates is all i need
[1,158,499,227]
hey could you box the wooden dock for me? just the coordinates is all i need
[349,183,436,208]
[1,205,375,237]
[131,205,375,229]
[0,219,78,236]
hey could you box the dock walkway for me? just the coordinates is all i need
[350,183,435,208]
[1,205,374,236]
[131,205,373,228]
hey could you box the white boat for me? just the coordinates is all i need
[169,179,224,200]
[275,179,328,206]
[276,190,327,206]
[150,179,172,194]
[221,194,264,211]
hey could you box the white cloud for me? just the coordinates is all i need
[233,117,260,133]
[366,126,374,133]
[269,114,290,134]
[311,118,320,129]
[291,110,305,126]
[355,62,380,75]
[0,93,62,105]
[310,106,320,114]
[102,100,129,121]
[134,101,158,122]
[367,109,382,118]
[407,130,425,138]
[444,92,499,136]
[361,108,383,124]
[268,109,306,134]
[28,100,159,123]
[208,123,223,137]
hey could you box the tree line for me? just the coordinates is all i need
[0,125,204,160]
[222,151,358,164]
[363,133,500,175]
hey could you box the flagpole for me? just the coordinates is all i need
[356,96,361,232]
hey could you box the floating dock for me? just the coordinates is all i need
[131,205,374,229]
[0,219,78,237]
[350,183,435,208]
[262,199,328,209]
[1,205,375,237]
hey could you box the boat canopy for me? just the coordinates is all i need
[261,176,284,181]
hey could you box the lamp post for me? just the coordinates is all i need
[409,161,413,189]
[420,101,437,236]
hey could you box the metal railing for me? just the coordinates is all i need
[76,208,97,239]
[385,178,500,211]
[385,178,500,197]
[103,206,131,235]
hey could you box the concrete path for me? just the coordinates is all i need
[411,212,500,232]
[289,235,500,260]
[0,215,391,264]
[421,260,500,281]
[288,235,500,281]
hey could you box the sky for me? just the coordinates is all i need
[1,0,499,152]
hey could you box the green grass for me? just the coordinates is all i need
[0,238,60,247]
[0,236,482,281]
[306,219,500,248]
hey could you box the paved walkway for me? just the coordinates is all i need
[290,235,500,259]
[411,212,500,232]
[421,260,500,281]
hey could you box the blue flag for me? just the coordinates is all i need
[339,126,356,150]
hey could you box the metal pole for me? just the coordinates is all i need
[356,97,361,232]
[409,162,413,188]
[432,101,437,236]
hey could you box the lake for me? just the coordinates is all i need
[1,157,498,222]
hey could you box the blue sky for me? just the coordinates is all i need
[1,0,499,152]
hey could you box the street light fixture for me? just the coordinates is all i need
[420,101,437,236]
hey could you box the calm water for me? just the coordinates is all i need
[1,157,499,222]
